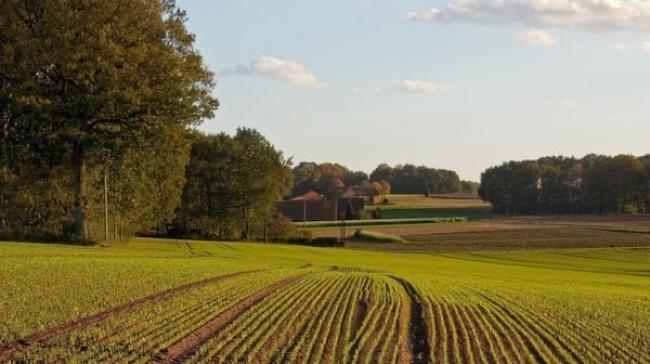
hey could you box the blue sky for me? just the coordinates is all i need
[177,0,650,181]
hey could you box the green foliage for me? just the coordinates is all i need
[291,162,369,198]
[172,128,292,240]
[370,163,464,194]
[0,0,217,241]
[479,154,650,214]
[350,229,409,244]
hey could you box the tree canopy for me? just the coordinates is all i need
[479,155,650,214]
[291,162,370,198]
[369,164,467,195]
[0,0,217,241]
[172,129,292,240]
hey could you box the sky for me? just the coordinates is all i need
[176,0,650,181]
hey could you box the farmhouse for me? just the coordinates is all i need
[275,191,365,221]
[343,185,383,205]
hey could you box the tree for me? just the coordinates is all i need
[290,162,367,197]
[1,0,217,240]
[174,129,291,240]
[292,162,321,196]
[460,180,480,196]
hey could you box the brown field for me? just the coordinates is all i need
[384,194,490,208]
[312,195,650,252]
[347,223,650,253]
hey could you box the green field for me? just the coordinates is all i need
[370,194,492,219]
[1,236,648,363]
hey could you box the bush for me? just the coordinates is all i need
[349,229,408,244]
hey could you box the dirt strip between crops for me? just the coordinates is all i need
[0,270,261,362]
[148,274,307,364]
[390,276,433,364]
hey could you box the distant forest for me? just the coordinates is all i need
[291,162,479,199]
[480,155,650,215]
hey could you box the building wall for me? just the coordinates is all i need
[275,197,366,221]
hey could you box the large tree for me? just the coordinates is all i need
[1,0,216,240]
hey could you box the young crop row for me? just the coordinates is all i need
[183,272,409,364]
[2,239,648,364]
[408,275,650,364]
[9,269,298,363]
[0,239,279,347]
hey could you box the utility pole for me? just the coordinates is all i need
[339,198,348,243]
[339,210,346,243]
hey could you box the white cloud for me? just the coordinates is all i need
[610,39,650,52]
[407,1,650,32]
[394,79,448,94]
[219,56,324,88]
[515,29,557,46]
[251,56,324,87]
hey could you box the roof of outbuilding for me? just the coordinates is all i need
[290,190,324,201]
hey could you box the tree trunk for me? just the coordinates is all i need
[243,206,250,241]
[73,143,89,241]
[1,118,8,231]
[114,189,119,240]
[103,159,109,241]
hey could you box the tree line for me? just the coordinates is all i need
[370,164,478,195]
[479,155,650,214]
[289,162,479,199]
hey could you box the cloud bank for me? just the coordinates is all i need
[406,0,650,32]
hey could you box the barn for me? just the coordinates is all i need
[275,191,365,221]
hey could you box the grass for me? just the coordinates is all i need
[371,194,492,219]
[298,217,466,228]
[0,231,648,363]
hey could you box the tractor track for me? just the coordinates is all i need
[390,275,433,364]
[0,270,261,362]
[148,273,307,364]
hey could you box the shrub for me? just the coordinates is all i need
[350,229,408,244]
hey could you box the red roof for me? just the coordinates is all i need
[291,191,323,201]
